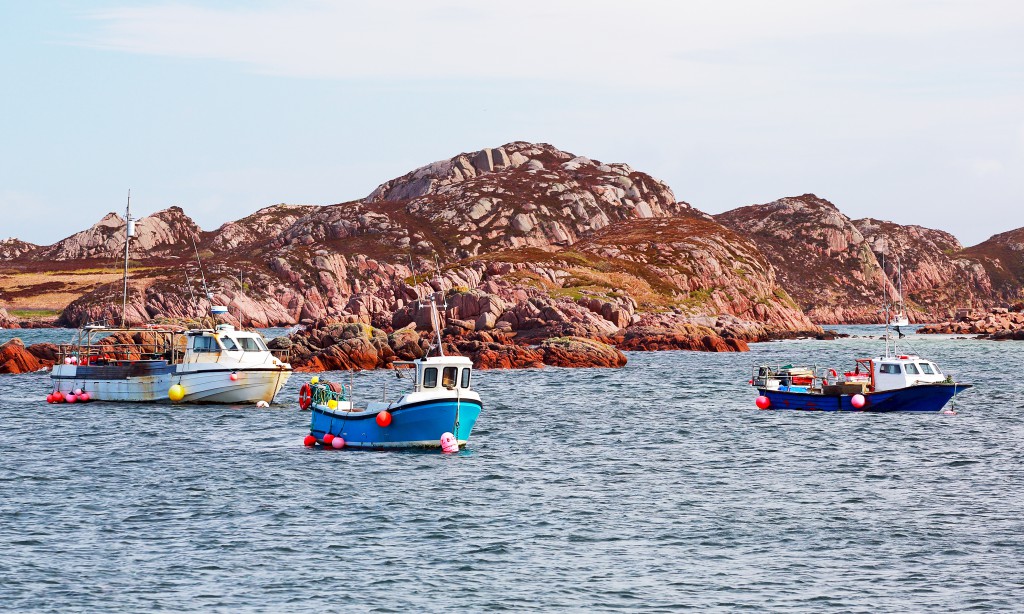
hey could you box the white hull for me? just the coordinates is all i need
[51,365,291,404]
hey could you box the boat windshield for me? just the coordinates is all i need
[220,336,239,351]
[192,336,219,352]
[442,366,458,388]
[920,362,939,375]
[237,336,267,352]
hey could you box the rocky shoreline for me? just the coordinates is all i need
[917,305,1024,340]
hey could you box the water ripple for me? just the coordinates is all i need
[1,326,1023,611]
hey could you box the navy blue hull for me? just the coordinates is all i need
[758,383,971,412]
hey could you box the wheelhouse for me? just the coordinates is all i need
[396,356,474,393]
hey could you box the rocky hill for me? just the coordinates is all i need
[960,228,1024,303]
[715,194,998,323]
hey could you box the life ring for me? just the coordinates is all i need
[829,369,838,378]
[298,383,312,410]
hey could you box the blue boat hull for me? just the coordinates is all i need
[758,383,971,412]
[309,398,483,449]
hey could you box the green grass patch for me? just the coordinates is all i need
[9,308,60,318]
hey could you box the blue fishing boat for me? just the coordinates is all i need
[301,354,482,449]
[298,295,482,450]
[751,322,971,413]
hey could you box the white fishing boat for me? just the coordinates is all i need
[47,193,291,404]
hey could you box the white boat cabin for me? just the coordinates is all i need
[399,355,475,393]
[182,324,287,368]
[852,355,947,392]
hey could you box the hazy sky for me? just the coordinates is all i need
[2,1,1022,247]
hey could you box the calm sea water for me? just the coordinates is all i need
[1,326,1022,612]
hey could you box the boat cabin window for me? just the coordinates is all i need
[192,336,219,352]
[461,368,471,389]
[236,337,266,352]
[220,337,239,351]
[879,363,902,374]
[442,367,458,389]
[919,362,937,375]
[905,363,920,375]
[423,367,438,388]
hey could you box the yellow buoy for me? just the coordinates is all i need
[168,384,185,401]
[327,399,338,410]
[310,376,319,384]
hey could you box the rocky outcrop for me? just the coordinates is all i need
[38,207,201,260]
[0,306,17,328]
[918,305,1024,338]
[0,338,45,374]
[539,336,627,368]
[0,238,38,260]
[209,204,317,250]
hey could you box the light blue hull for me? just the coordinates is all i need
[309,398,482,449]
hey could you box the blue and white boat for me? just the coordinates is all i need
[302,354,482,449]
[751,324,971,413]
[300,298,482,450]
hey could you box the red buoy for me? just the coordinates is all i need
[851,394,866,409]
[79,392,91,402]
[303,434,317,447]
[376,410,392,427]
[46,393,54,404]
[229,372,239,381]
[323,433,335,445]
[755,395,771,410]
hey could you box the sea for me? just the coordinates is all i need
[1,325,1022,612]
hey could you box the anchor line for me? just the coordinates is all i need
[454,387,461,444]
[270,368,283,404]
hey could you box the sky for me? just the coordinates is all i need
[1,0,1022,247]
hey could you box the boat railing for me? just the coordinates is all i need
[56,342,178,364]
[752,363,831,389]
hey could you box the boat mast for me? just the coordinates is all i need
[881,253,893,358]
[121,190,134,327]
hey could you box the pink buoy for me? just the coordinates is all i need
[303,434,316,447]
[331,437,345,449]
[323,433,335,445]
[755,395,771,410]
[440,432,459,453]
[73,388,83,396]
[70,356,78,364]
[64,357,72,365]
[65,394,77,404]
[79,392,91,402]
[851,394,866,409]
[229,372,239,381]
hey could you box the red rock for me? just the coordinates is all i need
[540,336,627,368]
[0,338,44,374]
